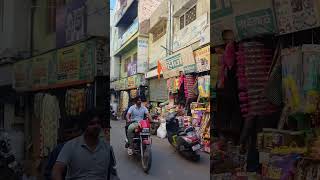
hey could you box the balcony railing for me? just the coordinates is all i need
[114,0,137,27]
[117,19,139,50]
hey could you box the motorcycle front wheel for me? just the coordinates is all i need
[141,145,152,174]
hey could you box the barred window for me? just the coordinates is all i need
[180,15,185,30]
[185,5,196,26]
[179,5,197,30]
[153,23,166,42]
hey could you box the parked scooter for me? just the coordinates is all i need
[166,112,201,161]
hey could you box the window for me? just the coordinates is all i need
[0,0,4,32]
[179,15,185,30]
[179,5,197,30]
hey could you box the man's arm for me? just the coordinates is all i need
[52,162,66,180]
[52,142,72,180]
[127,106,133,122]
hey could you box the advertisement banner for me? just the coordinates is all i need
[31,54,49,89]
[13,59,32,91]
[274,0,320,35]
[127,76,135,89]
[194,46,210,72]
[56,0,87,48]
[56,41,95,85]
[137,37,149,73]
[127,60,137,76]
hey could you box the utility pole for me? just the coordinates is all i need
[166,0,173,56]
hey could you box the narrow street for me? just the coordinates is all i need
[111,120,210,180]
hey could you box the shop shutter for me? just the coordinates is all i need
[149,78,168,102]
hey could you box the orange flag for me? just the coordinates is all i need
[157,60,162,80]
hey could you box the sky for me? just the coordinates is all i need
[110,0,116,10]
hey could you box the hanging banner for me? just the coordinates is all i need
[13,59,32,91]
[137,36,148,73]
[127,76,135,89]
[274,0,320,35]
[194,46,210,72]
[127,60,137,76]
[56,0,87,48]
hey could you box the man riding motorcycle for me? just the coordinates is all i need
[126,96,152,155]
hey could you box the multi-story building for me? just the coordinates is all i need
[111,0,162,113]
[146,0,210,103]
[0,0,31,132]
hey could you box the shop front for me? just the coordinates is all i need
[114,74,147,119]
[154,44,211,153]
[13,38,107,178]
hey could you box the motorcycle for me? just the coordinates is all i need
[166,112,201,161]
[0,131,22,180]
[125,119,152,173]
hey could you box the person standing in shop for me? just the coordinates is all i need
[126,96,152,155]
[52,108,118,180]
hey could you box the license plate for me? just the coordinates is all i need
[192,144,201,151]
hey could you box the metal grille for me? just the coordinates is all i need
[185,5,196,26]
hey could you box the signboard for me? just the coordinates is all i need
[274,0,320,35]
[127,60,137,76]
[232,0,277,40]
[162,46,196,78]
[31,54,49,89]
[57,41,95,85]
[56,0,87,48]
[194,46,210,72]
[13,59,31,91]
[137,37,149,73]
[235,9,276,39]
[127,76,135,89]
[181,46,196,73]
[173,13,208,51]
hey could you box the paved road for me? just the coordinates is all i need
[111,120,210,180]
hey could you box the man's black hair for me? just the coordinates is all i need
[79,108,106,131]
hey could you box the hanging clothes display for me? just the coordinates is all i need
[65,89,86,116]
[34,93,61,157]
[184,75,197,100]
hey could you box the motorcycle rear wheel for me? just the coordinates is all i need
[141,145,152,174]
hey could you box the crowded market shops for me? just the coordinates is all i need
[148,44,211,154]
[211,0,320,179]
[113,74,148,119]
[13,38,108,177]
